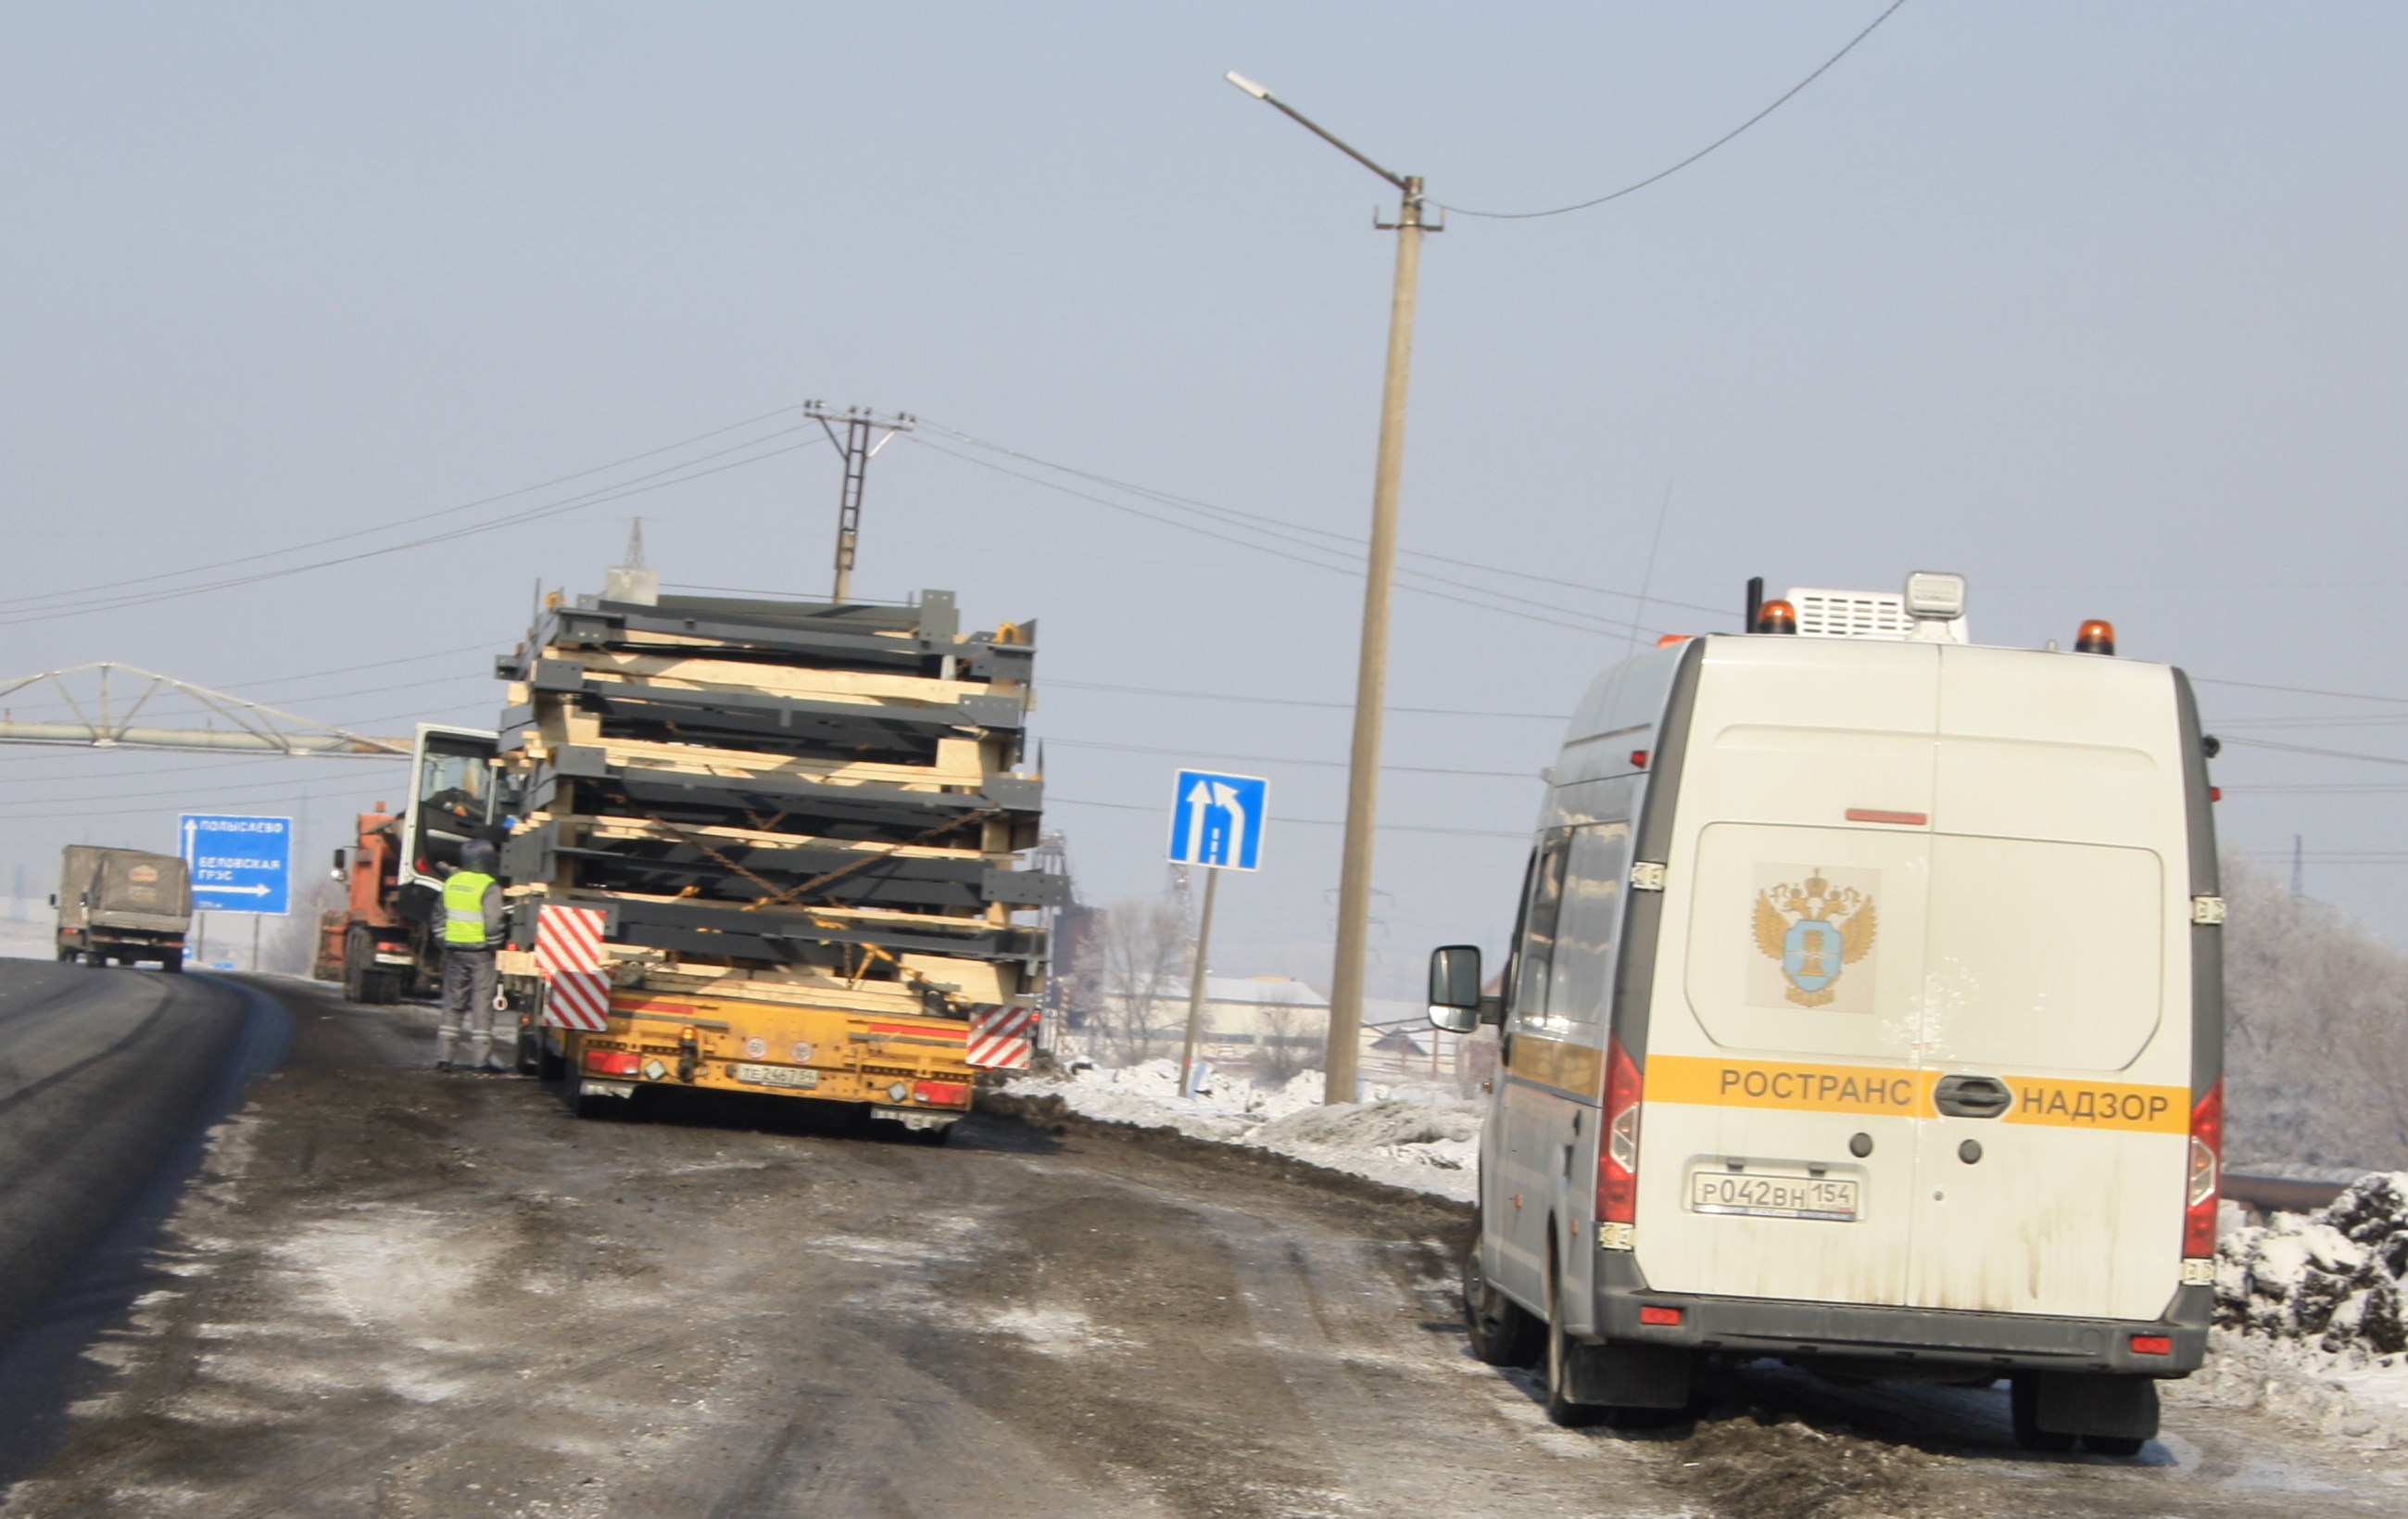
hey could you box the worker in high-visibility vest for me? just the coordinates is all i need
[435,839,507,1072]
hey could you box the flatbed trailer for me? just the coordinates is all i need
[494,577,1054,1136]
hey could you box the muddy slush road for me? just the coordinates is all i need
[4,968,2403,1518]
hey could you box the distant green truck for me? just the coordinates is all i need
[54,846,190,970]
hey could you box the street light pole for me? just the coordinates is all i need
[1224,73,1435,1106]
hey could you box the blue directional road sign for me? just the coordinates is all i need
[179,814,292,915]
[1166,770,1268,872]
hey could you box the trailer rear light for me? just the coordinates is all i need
[2130,1334,2173,1356]
[583,1049,641,1077]
[1638,1305,1683,1327]
[914,1081,971,1107]
[2184,1079,2223,1258]
[1597,1036,1644,1225]
[2076,619,2116,655]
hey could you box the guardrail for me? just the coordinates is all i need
[2223,1171,2350,1221]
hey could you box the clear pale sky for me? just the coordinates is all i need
[2,3,2401,989]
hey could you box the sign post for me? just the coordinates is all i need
[1164,770,1268,1097]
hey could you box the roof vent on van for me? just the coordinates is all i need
[1787,573,1970,644]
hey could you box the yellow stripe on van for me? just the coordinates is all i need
[1504,1035,1603,1101]
[2000,1075,2188,1134]
[1648,1055,2190,1134]
[1648,1055,1932,1117]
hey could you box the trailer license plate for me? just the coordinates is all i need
[1689,1171,1859,1222]
[733,1063,818,1090]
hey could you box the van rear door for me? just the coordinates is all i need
[1635,639,1938,1309]
[1908,648,2191,1322]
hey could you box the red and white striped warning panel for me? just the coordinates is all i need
[966,1005,1037,1070]
[534,903,611,1032]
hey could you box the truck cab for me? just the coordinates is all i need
[322,723,508,1002]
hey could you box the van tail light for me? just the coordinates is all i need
[583,1048,641,1077]
[2130,1335,2173,1356]
[1597,1036,1644,1225]
[2183,1079,2223,1259]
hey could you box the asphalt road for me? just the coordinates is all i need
[0,959,287,1480]
[3,971,2403,1517]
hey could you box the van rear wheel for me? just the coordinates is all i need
[1542,1256,1604,1428]
[2010,1375,2076,1452]
[1461,1217,1541,1367]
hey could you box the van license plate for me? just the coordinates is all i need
[733,1063,818,1090]
[1689,1171,1859,1222]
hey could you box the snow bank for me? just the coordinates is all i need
[1005,1059,1480,1203]
[2181,1171,2408,1446]
[2217,1171,2408,1353]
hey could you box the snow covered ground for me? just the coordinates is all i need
[1005,1058,1481,1203]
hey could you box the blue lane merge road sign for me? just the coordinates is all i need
[179,814,292,915]
[1165,770,1269,872]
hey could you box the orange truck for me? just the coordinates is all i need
[314,723,510,1002]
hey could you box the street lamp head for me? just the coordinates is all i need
[1223,70,1271,100]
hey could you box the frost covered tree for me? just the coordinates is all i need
[1078,899,1191,1066]
[2222,851,2408,1173]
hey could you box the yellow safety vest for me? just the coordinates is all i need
[443,870,497,946]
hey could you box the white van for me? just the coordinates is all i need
[1428,575,2223,1453]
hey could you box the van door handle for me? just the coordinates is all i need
[1932,1074,2012,1120]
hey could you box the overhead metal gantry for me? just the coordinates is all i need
[0,663,410,758]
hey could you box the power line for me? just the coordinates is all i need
[2222,784,2408,795]
[2218,736,2408,768]
[2192,676,2408,706]
[0,407,801,614]
[914,420,1730,617]
[903,435,1658,639]
[1048,677,1567,721]
[1435,0,1912,221]
[0,429,825,628]
[1044,735,1540,779]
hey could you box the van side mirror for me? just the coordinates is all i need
[331,848,347,881]
[1428,944,1483,1033]
[48,893,57,908]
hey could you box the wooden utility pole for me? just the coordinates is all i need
[1224,74,1440,1107]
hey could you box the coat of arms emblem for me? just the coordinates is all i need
[1752,871,1877,1008]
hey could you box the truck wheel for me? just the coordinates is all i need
[2010,1375,2076,1452]
[342,928,370,1002]
[559,1069,617,1120]
[1462,1213,1543,1367]
[1543,1252,1605,1428]
[162,952,183,973]
[2083,1434,2145,1457]
[363,968,403,1006]
[57,948,78,964]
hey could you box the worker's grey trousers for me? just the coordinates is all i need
[436,947,504,1070]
